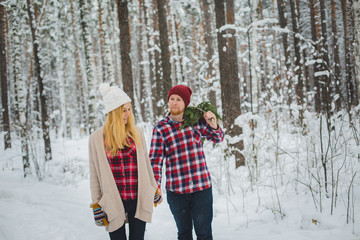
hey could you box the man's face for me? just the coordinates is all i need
[168,94,185,115]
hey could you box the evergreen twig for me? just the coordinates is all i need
[180,101,221,130]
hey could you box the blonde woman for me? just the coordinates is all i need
[89,83,158,240]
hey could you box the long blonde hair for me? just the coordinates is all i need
[104,104,140,157]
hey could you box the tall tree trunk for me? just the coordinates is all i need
[79,0,95,134]
[319,0,331,120]
[347,0,359,106]
[341,0,357,106]
[330,0,342,111]
[276,0,291,81]
[70,0,87,136]
[215,0,245,168]
[138,0,147,121]
[354,0,360,102]
[248,0,260,114]
[142,0,155,121]
[289,0,304,124]
[309,0,321,112]
[151,0,163,119]
[157,0,172,102]
[9,2,31,176]
[117,0,134,101]
[200,0,217,107]
[98,0,106,83]
[100,0,115,84]
[26,0,52,161]
[0,0,11,149]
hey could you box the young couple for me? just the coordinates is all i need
[89,83,224,240]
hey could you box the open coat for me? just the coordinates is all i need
[89,126,158,232]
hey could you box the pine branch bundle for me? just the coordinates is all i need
[180,101,221,130]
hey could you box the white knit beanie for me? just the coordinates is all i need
[99,83,131,113]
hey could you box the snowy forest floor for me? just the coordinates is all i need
[0,120,359,240]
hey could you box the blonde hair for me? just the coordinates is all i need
[104,104,140,157]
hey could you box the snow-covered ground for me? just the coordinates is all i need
[0,121,359,240]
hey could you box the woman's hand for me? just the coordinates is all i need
[154,187,163,207]
[204,111,218,129]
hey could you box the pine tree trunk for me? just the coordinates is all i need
[98,0,107,83]
[290,0,304,124]
[215,0,245,168]
[341,0,358,107]
[0,0,11,149]
[70,0,87,136]
[200,0,217,107]
[79,0,95,134]
[157,0,172,100]
[138,0,147,121]
[309,0,321,112]
[101,1,115,84]
[151,0,163,119]
[319,0,332,119]
[353,0,360,101]
[117,0,134,102]
[348,0,359,106]
[142,0,155,121]
[26,0,52,162]
[276,0,291,80]
[249,0,260,114]
[330,0,342,111]
[8,2,31,176]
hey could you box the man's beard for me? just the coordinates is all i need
[170,108,184,116]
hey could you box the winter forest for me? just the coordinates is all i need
[1,0,360,239]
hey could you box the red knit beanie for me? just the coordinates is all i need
[167,85,192,107]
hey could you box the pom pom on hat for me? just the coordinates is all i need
[167,85,192,107]
[99,82,111,97]
[99,83,131,113]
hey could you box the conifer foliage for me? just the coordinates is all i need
[180,101,221,130]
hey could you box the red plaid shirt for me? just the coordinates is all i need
[105,138,138,200]
[150,116,224,194]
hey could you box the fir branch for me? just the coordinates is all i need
[180,101,221,130]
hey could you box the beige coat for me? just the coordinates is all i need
[89,126,158,232]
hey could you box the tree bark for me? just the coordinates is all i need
[0,0,11,149]
[138,0,147,121]
[117,0,134,102]
[26,0,52,161]
[276,0,291,80]
[289,0,304,124]
[309,0,321,112]
[215,0,245,168]
[151,0,163,119]
[319,0,331,119]
[200,0,217,107]
[330,0,342,110]
[157,0,172,102]
[341,0,358,107]
[79,0,95,134]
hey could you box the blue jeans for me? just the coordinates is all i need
[109,199,146,240]
[167,187,213,240]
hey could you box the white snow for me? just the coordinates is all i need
[0,118,359,240]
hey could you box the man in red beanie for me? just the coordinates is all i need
[150,85,224,240]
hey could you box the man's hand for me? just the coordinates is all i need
[204,111,218,129]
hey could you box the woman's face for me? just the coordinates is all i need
[122,102,131,124]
